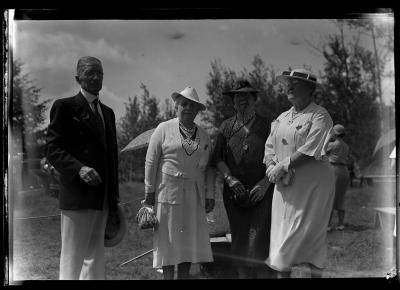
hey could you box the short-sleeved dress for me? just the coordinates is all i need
[213,114,274,268]
[326,138,350,211]
[264,102,335,271]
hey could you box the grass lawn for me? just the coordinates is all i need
[9,179,396,281]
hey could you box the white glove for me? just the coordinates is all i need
[267,157,290,184]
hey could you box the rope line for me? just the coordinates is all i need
[14,197,144,220]
[15,213,61,220]
[119,196,144,206]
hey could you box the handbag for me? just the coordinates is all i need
[136,204,158,229]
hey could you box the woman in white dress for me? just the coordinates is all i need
[264,69,335,278]
[143,86,215,279]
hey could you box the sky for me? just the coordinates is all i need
[12,15,395,126]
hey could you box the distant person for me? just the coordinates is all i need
[347,153,362,187]
[143,86,215,280]
[264,68,335,278]
[327,124,350,231]
[46,56,120,280]
[212,80,274,279]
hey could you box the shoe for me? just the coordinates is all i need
[335,225,345,231]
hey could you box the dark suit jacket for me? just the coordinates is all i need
[46,92,119,211]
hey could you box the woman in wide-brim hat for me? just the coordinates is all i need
[326,124,351,231]
[142,86,215,280]
[264,68,335,278]
[212,80,275,278]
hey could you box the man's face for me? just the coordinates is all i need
[76,63,103,95]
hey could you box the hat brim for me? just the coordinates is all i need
[104,204,127,247]
[276,75,321,87]
[171,92,206,111]
[223,88,259,96]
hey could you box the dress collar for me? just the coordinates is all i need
[291,101,315,114]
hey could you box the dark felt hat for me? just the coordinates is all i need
[223,80,259,96]
[104,204,127,247]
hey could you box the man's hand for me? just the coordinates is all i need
[205,198,215,213]
[79,166,102,186]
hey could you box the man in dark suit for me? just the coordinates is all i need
[46,56,119,280]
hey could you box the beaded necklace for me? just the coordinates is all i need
[179,122,199,156]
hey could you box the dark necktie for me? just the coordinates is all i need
[92,99,105,135]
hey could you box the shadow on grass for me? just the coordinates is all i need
[341,224,374,232]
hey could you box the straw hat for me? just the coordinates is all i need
[171,86,206,111]
[276,68,320,86]
[104,204,127,247]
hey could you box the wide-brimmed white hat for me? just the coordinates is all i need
[104,204,127,247]
[276,68,320,86]
[171,86,206,111]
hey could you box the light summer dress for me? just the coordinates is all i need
[263,101,335,271]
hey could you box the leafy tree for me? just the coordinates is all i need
[11,60,51,158]
[161,98,176,121]
[201,55,290,133]
[117,84,175,182]
[306,18,394,169]
[315,33,383,168]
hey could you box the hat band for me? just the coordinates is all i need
[282,71,317,82]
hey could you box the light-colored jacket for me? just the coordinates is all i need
[144,118,214,206]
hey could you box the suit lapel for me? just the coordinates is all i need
[100,102,113,144]
[73,92,107,149]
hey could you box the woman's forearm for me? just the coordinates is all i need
[288,151,313,170]
[216,161,231,177]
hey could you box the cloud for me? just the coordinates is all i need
[15,30,134,73]
[167,31,186,40]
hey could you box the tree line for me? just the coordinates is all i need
[11,19,394,182]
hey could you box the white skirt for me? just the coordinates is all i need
[153,179,213,268]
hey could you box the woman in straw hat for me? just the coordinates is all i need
[142,86,215,279]
[264,68,335,278]
[212,80,275,279]
[326,124,350,231]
